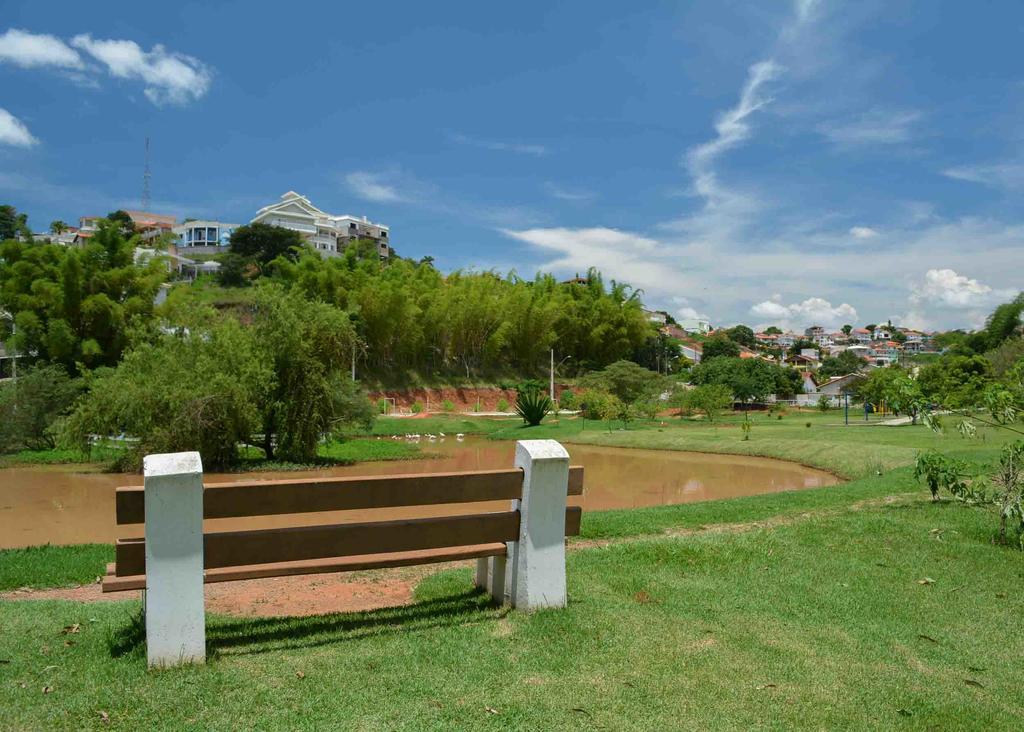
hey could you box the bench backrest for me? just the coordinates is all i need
[112,466,584,576]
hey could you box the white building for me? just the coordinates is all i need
[172,220,239,255]
[679,318,711,335]
[251,191,390,259]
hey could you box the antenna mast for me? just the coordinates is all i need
[141,136,151,211]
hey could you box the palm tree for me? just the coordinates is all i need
[49,220,69,235]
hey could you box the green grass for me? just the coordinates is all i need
[0,544,113,591]
[2,497,1022,729]
[369,414,520,437]
[490,410,1015,480]
[0,446,123,469]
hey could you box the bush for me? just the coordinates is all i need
[805,421,811,428]
[669,384,732,422]
[558,389,577,411]
[817,395,832,412]
[516,389,551,426]
[441,399,455,413]
[496,398,510,412]
[914,450,969,501]
[62,321,266,471]
[411,401,424,414]
[0,364,83,452]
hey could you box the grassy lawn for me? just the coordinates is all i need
[489,410,1015,480]
[2,495,1021,729]
[369,414,520,437]
[2,410,1022,728]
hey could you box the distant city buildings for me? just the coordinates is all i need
[251,191,390,259]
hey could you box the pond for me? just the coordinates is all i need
[0,437,838,549]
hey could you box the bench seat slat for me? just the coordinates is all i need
[115,465,585,525]
[101,542,509,593]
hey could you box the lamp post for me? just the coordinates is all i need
[549,350,572,402]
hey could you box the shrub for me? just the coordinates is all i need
[516,389,552,426]
[0,364,83,452]
[411,401,424,414]
[441,399,455,413]
[669,384,732,423]
[777,414,783,420]
[558,389,577,411]
[914,450,969,501]
[817,395,832,412]
[377,398,389,414]
[805,421,812,428]
[496,398,510,412]
[740,415,752,441]
[991,441,1024,546]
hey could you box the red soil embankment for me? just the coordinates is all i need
[367,385,572,412]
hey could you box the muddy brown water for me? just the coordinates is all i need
[0,437,838,549]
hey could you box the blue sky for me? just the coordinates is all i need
[1,1,1021,332]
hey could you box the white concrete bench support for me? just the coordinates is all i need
[143,452,206,668]
[509,439,570,609]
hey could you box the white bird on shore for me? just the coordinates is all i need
[439,432,445,437]
[456,433,465,441]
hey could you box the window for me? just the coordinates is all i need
[207,227,217,243]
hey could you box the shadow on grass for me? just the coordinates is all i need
[108,588,504,660]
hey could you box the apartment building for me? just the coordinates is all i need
[251,191,390,259]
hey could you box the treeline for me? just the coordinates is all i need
[258,242,655,377]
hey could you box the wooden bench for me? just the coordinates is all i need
[103,439,583,667]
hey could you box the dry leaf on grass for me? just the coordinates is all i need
[61,624,80,635]
[98,711,110,725]
[485,706,499,715]
[964,679,985,689]
[295,671,305,679]
[917,578,935,585]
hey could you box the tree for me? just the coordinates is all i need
[918,354,992,408]
[865,324,877,334]
[105,210,135,236]
[702,334,741,360]
[250,284,359,461]
[0,204,31,241]
[62,319,269,470]
[764,326,782,335]
[787,338,817,357]
[983,293,1024,349]
[229,222,307,267]
[724,324,756,348]
[690,357,800,402]
[671,384,733,422]
[841,324,853,336]
[0,222,165,372]
[577,360,666,404]
[49,220,70,235]
[216,252,251,287]
[817,350,867,379]
[0,364,83,451]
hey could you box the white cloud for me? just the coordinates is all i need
[450,133,547,156]
[501,227,679,292]
[69,34,211,105]
[943,162,1024,190]
[0,28,82,69]
[909,268,1013,309]
[750,296,857,330]
[0,108,38,147]
[685,60,782,206]
[672,297,708,323]
[344,171,406,203]
[817,109,921,147]
[849,225,878,239]
[543,182,595,202]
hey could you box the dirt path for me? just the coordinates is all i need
[1,493,917,617]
